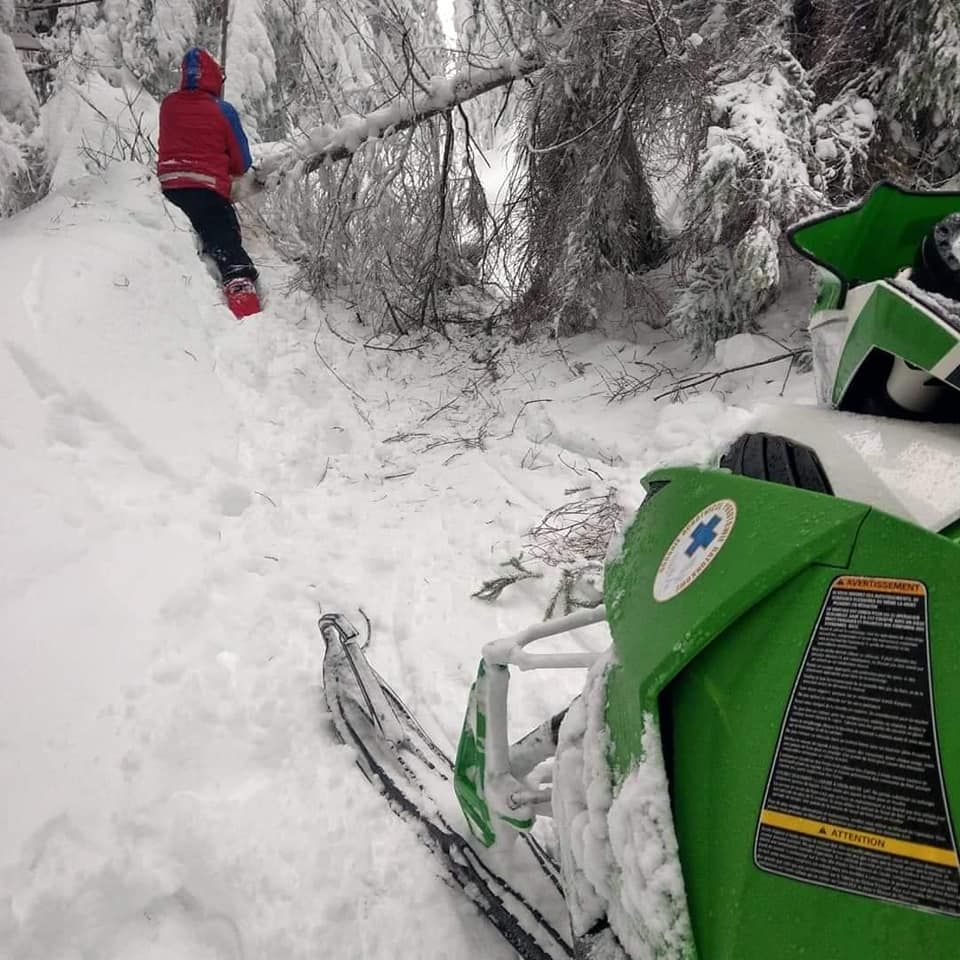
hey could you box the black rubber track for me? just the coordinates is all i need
[719,432,834,494]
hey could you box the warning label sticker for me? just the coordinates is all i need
[755,575,960,915]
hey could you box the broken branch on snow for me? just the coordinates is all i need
[257,51,546,180]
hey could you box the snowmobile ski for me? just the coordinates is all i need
[319,613,572,960]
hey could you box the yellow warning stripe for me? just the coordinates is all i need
[760,810,959,867]
[832,576,925,596]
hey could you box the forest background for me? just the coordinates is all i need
[2,0,960,349]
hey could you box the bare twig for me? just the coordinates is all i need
[325,314,357,344]
[420,409,497,455]
[313,324,366,401]
[362,337,430,353]
[779,354,798,396]
[353,400,374,428]
[653,350,809,401]
[497,398,552,439]
[527,489,620,566]
[594,344,675,403]
[520,446,550,470]
[419,396,460,424]
[23,0,100,9]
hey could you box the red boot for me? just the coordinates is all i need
[224,277,261,319]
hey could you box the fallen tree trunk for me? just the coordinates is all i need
[255,50,546,180]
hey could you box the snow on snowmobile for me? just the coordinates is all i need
[322,182,960,959]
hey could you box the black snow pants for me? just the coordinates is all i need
[163,188,258,284]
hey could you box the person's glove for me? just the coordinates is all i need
[231,168,264,202]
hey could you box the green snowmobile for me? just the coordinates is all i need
[452,182,960,959]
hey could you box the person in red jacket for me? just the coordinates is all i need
[157,47,261,318]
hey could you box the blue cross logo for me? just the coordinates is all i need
[685,514,721,557]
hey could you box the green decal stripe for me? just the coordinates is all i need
[833,283,960,404]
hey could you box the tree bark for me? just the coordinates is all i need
[608,115,666,270]
[219,0,230,72]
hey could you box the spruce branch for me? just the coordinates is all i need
[472,555,542,601]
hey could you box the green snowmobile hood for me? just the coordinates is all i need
[604,466,960,959]
[788,181,960,299]
[603,467,867,775]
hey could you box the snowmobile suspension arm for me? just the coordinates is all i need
[480,605,607,827]
[482,605,607,670]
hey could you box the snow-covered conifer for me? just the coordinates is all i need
[450,0,544,145]
[258,0,486,330]
[223,0,276,140]
[877,1,960,184]
[81,0,200,94]
[499,1,682,335]
[0,2,44,216]
[670,13,821,348]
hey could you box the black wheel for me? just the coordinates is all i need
[719,432,833,494]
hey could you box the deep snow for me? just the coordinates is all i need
[0,161,814,958]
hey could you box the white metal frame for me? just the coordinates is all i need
[479,605,607,835]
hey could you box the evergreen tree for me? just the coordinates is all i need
[0,0,44,216]
[869,0,960,187]
[3,0,959,347]
[498,0,688,336]
[668,0,822,349]
[258,0,478,330]
[450,0,548,145]
[223,0,277,139]
[667,0,960,349]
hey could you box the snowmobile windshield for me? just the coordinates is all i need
[788,182,960,299]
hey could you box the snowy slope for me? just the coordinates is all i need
[0,162,813,958]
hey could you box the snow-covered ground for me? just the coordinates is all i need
[0,162,812,958]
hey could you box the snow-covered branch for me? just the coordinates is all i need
[21,0,100,9]
[256,51,544,179]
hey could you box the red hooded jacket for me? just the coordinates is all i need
[157,48,252,200]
